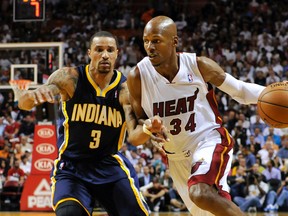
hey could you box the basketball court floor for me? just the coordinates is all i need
[0,212,286,216]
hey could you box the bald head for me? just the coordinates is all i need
[144,16,177,37]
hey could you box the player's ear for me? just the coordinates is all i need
[87,49,91,58]
[173,36,178,47]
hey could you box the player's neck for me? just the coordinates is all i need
[156,54,179,82]
[91,70,115,90]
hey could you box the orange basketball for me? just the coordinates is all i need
[257,82,288,128]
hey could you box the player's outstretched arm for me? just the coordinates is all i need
[18,67,78,111]
[197,56,265,104]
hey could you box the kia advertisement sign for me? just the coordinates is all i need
[34,158,54,172]
[21,125,57,211]
[37,127,54,138]
[30,125,57,175]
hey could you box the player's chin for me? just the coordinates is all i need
[98,68,111,74]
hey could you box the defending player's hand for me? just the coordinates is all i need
[141,116,170,143]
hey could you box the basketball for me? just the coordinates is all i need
[257,82,288,128]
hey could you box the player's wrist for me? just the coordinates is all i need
[142,123,152,136]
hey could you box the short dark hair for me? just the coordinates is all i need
[89,31,118,48]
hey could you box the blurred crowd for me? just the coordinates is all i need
[0,0,288,213]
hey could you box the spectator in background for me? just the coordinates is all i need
[6,159,25,187]
[22,150,32,164]
[0,143,11,159]
[257,140,279,166]
[264,127,282,147]
[13,143,22,160]
[264,177,288,212]
[142,176,168,212]
[4,114,20,140]
[18,135,33,153]
[128,149,140,167]
[250,115,267,134]
[169,183,187,212]
[151,151,166,176]
[233,172,269,212]
[247,135,262,156]
[266,66,281,85]
[250,127,265,148]
[117,60,132,77]
[19,154,31,179]
[228,166,247,199]
[160,168,173,189]
[254,70,267,86]
[0,116,7,145]
[262,159,282,182]
[134,163,143,179]
[17,114,35,138]
[275,177,288,210]
[277,135,288,160]
[232,119,250,148]
[138,165,154,188]
[0,157,8,181]
[231,155,247,176]
[241,145,257,170]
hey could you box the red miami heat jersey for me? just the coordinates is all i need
[138,52,223,154]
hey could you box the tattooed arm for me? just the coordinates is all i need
[18,67,79,111]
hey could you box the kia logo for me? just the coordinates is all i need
[34,159,54,171]
[37,128,54,138]
[36,143,55,155]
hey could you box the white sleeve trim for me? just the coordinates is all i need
[218,73,265,104]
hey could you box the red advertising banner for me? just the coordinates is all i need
[20,124,57,211]
[20,175,52,211]
[30,125,57,175]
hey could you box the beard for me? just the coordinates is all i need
[98,68,110,74]
[98,62,111,74]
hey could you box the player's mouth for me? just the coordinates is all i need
[148,53,158,60]
[99,61,110,67]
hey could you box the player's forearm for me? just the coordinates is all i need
[124,104,151,146]
[127,124,151,146]
[218,73,265,104]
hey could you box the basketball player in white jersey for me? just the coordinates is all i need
[126,16,266,216]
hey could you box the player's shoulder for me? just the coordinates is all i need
[127,65,140,80]
[55,66,79,77]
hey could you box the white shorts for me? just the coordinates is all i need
[167,129,233,216]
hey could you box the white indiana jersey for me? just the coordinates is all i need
[138,52,222,154]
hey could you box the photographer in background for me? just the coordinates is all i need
[264,177,288,212]
[233,171,269,212]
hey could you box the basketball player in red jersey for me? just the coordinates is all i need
[126,16,267,216]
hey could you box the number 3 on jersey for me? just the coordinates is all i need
[90,130,101,149]
[170,113,196,135]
